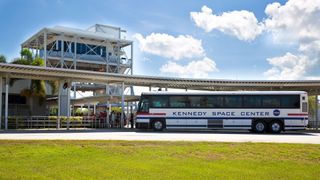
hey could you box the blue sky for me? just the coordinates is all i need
[0,0,319,80]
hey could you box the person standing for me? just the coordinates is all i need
[110,111,115,128]
[130,113,134,129]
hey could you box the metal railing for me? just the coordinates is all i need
[3,116,114,129]
[308,119,319,130]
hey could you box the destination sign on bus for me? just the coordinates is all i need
[172,111,271,117]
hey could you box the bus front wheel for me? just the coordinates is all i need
[253,121,266,133]
[152,120,165,131]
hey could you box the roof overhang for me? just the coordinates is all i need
[21,26,133,49]
[1,63,320,95]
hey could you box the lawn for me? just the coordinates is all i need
[0,141,319,179]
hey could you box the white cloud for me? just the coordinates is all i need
[264,52,315,80]
[133,33,204,60]
[263,0,320,79]
[190,5,264,41]
[160,57,218,78]
[264,0,320,45]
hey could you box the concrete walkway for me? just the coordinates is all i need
[0,129,319,144]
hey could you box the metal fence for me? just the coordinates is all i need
[308,119,319,130]
[2,116,115,129]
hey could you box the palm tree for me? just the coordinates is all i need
[0,54,6,63]
[10,49,58,115]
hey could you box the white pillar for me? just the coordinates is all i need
[44,30,47,67]
[60,34,64,68]
[73,83,77,99]
[0,77,2,129]
[106,101,110,127]
[5,75,9,130]
[67,81,71,130]
[120,82,125,128]
[117,41,120,73]
[130,43,134,95]
[57,80,62,129]
[93,103,96,115]
[316,95,318,130]
[130,42,133,75]
[106,84,109,95]
[73,38,77,69]
[126,101,129,127]
[106,46,109,73]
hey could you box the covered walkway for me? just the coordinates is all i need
[1,63,320,130]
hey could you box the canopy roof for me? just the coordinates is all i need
[1,63,320,95]
[21,25,132,49]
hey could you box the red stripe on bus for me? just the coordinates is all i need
[287,113,308,116]
[137,112,166,115]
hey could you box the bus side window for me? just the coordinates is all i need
[169,96,188,108]
[280,95,300,108]
[151,96,168,108]
[262,95,280,108]
[207,96,224,108]
[188,96,203,108]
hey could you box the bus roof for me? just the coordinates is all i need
[141,91,307,96]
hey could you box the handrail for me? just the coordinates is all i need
[4,116,113,129]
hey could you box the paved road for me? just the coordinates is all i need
[0,129,319,144]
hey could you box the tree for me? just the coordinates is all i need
[0,54,6,63]
[10,49,58,115]
[309,96,317,120]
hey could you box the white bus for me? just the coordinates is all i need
[135,91,308,133]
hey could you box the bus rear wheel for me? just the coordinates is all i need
[253,120,266,133]
[269,121,282,134]
[152,120,164,131]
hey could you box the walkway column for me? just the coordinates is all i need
[60,33,64,68]
[57,80,61,129]
[120,82,125,128]
[130,102,133,128]
[0,77,2,129]
[67,81,71,130]
[73,37,77,69]
[106,100,110,128]
[316,95,318,130]
[5,75,9,130]
[58,79,71,129]
[93,103,96,115]
[106,82,109,95]
[44,30,47,67]
[130,42,133,75]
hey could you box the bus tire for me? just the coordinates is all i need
[152,119,165,131]
[253,120,267,133]
[269,120,282,134]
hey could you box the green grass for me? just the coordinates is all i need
[0,141,319,179]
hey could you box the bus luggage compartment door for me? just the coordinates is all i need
[166,119,187,129]
[223,119,251,129]
[187,119,207,128]
[208,119,223,129]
